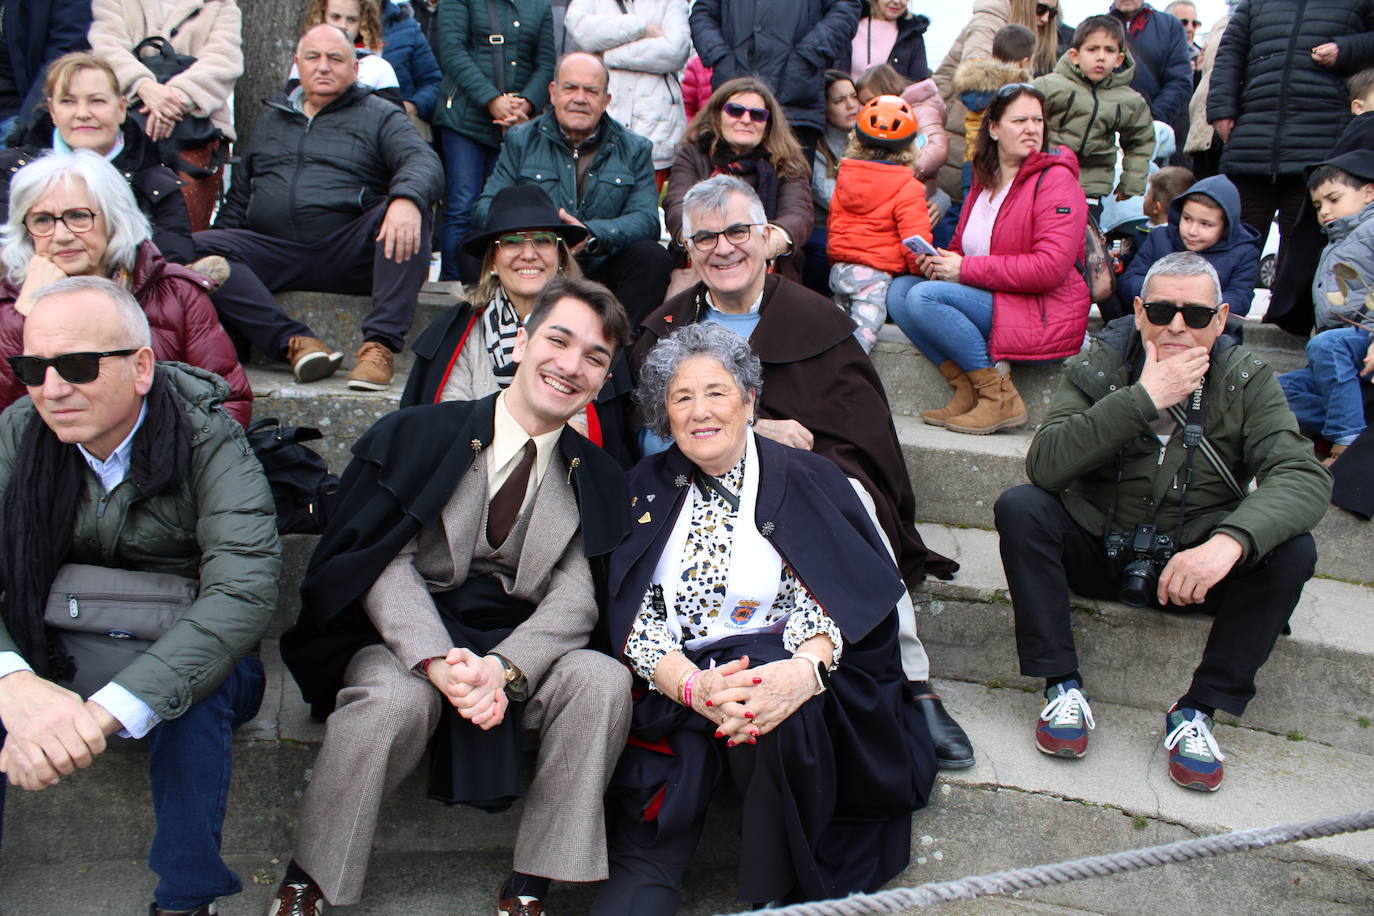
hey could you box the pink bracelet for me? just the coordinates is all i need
[683,669,703,708]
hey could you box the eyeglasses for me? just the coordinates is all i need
[1142,302,1220,329]
[1036,3,1058,16]
[686,222,762,251]
[1182,18,1202,27]
[24,208,100,237]
[722,101,770,124]
[494,231,560,251]
[996,82,1039,98]
[7,349,138,386]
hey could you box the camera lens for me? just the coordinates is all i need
[1118,559,1158,608]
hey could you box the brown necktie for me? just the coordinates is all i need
[487,439,536,548]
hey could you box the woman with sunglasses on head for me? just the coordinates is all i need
[888,84,1089,435]
[0,150,250,425]
[400,184,635,464]
[663,77,813,283]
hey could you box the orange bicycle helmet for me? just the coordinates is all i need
[856,95,919,150]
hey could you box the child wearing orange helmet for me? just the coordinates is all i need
[827,94,933,352]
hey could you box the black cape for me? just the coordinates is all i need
[280,394,630,720]
[603,437,936,903]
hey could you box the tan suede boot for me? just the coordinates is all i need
[946,366,1028,434]
[922,360,977,428]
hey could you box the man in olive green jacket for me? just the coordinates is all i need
[994,252,1329,792]
[0,277,280,916]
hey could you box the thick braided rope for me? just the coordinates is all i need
[718,809,1374,915]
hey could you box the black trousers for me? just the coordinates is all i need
[194,203,433,358]
[584,238,673,331]
[1228,172,1309,280]
[993,484,1315,716]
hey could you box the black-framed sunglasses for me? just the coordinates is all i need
[494,231,560,251]
[23,208,100,237]
[996,82,1039,98]
[722,101,770,124]
[1036,2,1058,16]
[1183,18,1202,27]
[686,222,762,251]
[7,349,138,386]
[1142,302,1220,329]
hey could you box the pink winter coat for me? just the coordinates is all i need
[900,78,948,181]
[952,146,1090,362]
[682,56,713,121]
[0,241,253,426]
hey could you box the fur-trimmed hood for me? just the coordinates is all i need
[954,57,1031,95]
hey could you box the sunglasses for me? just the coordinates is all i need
[996,82,1039,98]
[1036,3,1058,15]
[7,349,138,386]
[24,207,100,237]
[494,231,560,251]
[686,222,762,251]
[1183,18,1202,27]
[722,101,770,124]
[1142,302,1220,329]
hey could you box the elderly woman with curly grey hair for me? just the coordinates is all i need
[593,321,937,914]
[0,150,251,425]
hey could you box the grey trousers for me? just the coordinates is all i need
[294,643,631,905]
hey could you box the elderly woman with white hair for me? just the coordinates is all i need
[0,150,250,425]
[593,321,936,914]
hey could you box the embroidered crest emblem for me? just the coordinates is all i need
[638,512,652,524]
[731,600,760,625]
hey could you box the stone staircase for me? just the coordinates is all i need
[2,288,1372,915]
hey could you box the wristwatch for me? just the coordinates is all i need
[489,652,528,700]
[792,651,830,695]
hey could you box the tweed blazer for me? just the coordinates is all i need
[363,444,595,692]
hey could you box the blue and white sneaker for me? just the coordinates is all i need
[1164,705,1226,792]
[1035,679,1095,758]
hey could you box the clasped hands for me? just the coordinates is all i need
[0,672,120,791]
[426,647,509,730]
[688,655,817,747]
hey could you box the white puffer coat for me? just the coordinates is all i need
[565,0,690,170]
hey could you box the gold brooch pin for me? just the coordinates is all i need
[631,496,638,507]
[567,456,581,484]
[638,511,652,524]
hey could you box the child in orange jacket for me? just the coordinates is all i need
[827,94,932,352]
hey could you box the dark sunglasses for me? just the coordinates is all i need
[1142,302,1220,329]
[1036,3,1058,15]
[996,82,1039,98]
[7,349,138,386]
[1184,18,1202,27]
[722,101,770,124]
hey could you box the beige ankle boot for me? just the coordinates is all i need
[947,366,1028,434]
[922,361,976,427]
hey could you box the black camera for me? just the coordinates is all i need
[1104,523,1176,607]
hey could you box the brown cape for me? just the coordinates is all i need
[632,273,957,584]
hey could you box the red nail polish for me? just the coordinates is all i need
[727,740,736,747]
[714,729,723,739]
[748,737,757,744]
[752,676,762,684]
[744,711,755,718]
[705,699,713,707]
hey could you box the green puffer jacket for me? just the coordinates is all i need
[433,0,555,149]
[1026,318,1331,562]
[1033,50,1155,199]
[472,108,659,268]
[0,363,281,718]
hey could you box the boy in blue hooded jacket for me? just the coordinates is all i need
[1118,174,1264,316]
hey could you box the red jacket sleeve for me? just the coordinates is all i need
[959,165,1086,295]
[172,281,254,428]
[893,178,931,273]
[0,302,28,414]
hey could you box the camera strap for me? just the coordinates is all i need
[1102,382,1206,548]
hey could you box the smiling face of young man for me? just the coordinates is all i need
[505,295,614,436]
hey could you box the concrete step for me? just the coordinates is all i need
[4,665,1369,914]
[914,524,1374,757]
[894,416,1374,586]
[247,364,399,474]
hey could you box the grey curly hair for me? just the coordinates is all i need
[635,322,763,440]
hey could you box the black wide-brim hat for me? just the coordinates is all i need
[1308,150,1374,185]
[460,185,589,256]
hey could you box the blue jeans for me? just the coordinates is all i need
[1279,326,1372,446]
[440,128,500,280]
[0,656,265,909]
[887,278,995,371]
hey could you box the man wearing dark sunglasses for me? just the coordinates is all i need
[0,276,279,916]
[995,251,1330,792]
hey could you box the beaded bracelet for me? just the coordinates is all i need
[683,669,703,709]
[675,667,693,706]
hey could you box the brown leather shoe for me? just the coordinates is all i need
[347,341,394,390]
[286,336,343,383]
[946,366,1028,435]
[922,360,976,428]
[497,893,544,916]
[265,880,327,916]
